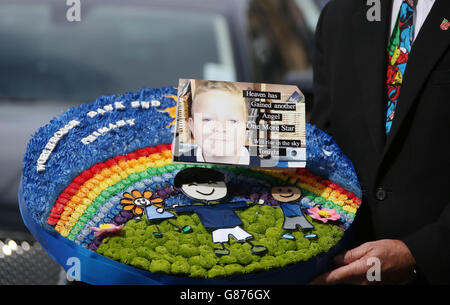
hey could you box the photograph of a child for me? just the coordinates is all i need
[175,80,250,165]
[173,78,306,168]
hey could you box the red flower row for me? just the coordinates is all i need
[46,144,171,225]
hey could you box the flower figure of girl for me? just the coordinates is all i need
[120,189,191,237]
[120,190,163,220]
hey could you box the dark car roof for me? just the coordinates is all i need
[1,0,253,82]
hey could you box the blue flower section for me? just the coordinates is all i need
[22,87,177,225]
[305,124,362,198]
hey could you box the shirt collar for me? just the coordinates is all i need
[196,146,250,165]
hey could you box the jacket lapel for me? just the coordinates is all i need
[381,0,450,161]
[352,0,393,157]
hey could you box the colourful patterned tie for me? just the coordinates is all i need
[385,0,415,134]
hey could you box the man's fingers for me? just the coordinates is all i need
[310,258,368,285]
[334,243,373,266]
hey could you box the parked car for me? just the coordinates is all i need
[0,0,320,234]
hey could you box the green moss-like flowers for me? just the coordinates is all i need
[245,262,264,273]
[99,203,346,278]
[131,257,150,270]
[171,260,190,275]
[190,265,208,278]
[179,244,199,257]
[208,265,226,278]
[224,264,245,276]
[149,259,171,274]
[119,248,136,264]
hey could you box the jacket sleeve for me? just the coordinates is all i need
[401,202,450,284]
[310,2,333,135]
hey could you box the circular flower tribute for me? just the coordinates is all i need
[20,86,362,284]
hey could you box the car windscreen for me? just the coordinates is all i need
[0,3,236,102]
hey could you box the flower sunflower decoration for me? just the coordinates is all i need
[120,190,164,217]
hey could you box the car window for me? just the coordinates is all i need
[0,3,236,102]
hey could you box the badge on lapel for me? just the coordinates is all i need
[441,18,449,31]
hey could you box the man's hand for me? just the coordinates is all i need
[309,239,416,285]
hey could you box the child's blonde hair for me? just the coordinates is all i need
[189,80,248,118]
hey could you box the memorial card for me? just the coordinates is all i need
[172,79,306,168]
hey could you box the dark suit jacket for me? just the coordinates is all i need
[311,0,450,284]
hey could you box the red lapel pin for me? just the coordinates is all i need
[406,0,415,7]
[441,18,449,31]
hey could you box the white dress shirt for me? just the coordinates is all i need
[390,0,436,42]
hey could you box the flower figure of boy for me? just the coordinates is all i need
[173,167,267,256]
[271,185,316,240]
